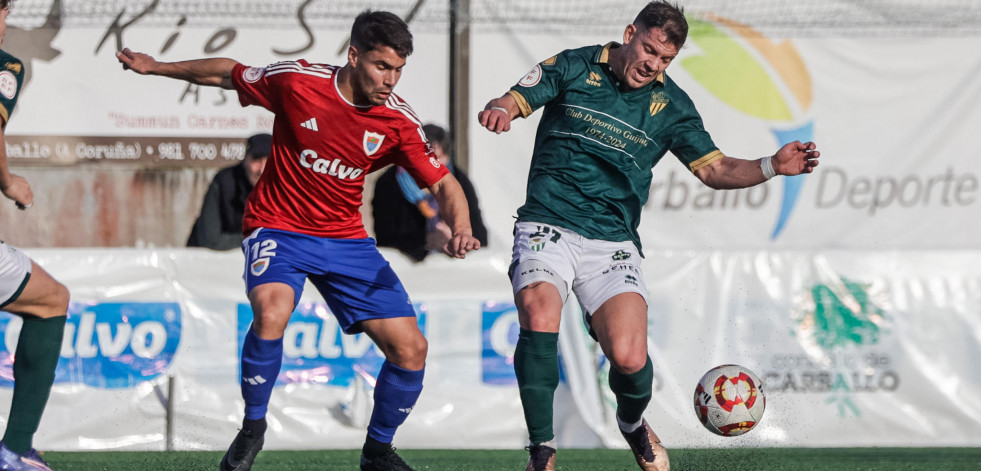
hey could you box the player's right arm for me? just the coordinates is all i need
[478,93,519,134]
[116,48,238,89]
[479,50,573,134]
[0,55,33,210]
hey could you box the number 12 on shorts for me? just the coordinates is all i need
[249,239,278,276]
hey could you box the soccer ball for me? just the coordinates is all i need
[693,364,766,436]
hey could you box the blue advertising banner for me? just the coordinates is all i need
[0,302,182,389]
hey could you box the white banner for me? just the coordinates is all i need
[5,6,981,248]
[0,248,978,450]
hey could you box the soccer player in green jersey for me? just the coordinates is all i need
[0,1,70,470]
[479,2,819,470]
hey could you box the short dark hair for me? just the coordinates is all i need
[350,10,414,57]
[422,124,449,153]
[634,1,689,49]
[245,133,272,159]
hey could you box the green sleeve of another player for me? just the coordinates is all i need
[0,52,25,127]
[507,49,578,118]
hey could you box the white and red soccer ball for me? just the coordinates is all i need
[693,364,766,436]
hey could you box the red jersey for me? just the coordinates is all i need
[231,60,448,239]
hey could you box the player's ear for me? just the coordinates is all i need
[347,45,359,67]
[623,23,637,44]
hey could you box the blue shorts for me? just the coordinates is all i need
[242,228,415,334]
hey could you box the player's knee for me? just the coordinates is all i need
[516,284,562,331]
[37,281,70,319]
[607,349,648,375]
[251,312,289,338]
[386,335,428,370]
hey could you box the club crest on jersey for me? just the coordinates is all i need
[250,257,270,276]
[363,131,386,156]
[649,91,669,116]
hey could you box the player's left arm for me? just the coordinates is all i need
[0,126,33,210]
[428,174,481,258]
[694,140,820,190]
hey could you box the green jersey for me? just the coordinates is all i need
[0,49,24,128]
[509,43,722,252]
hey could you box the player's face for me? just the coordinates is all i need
[351,45,406,106]
[245,155,268,187]
[616,24,679,90]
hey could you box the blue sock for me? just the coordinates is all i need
[240,327,283,420]
[367,361,424,444]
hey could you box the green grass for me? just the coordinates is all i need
[42,447,981,471]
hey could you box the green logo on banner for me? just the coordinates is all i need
[803,278,885,350]
[787,278,893,418]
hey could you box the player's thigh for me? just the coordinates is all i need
[247,282,297,339]
[310,238,416,335]
[510,222,577,332]
[514,282,565,332]
[243,229,313,338]
[0,245,69,319]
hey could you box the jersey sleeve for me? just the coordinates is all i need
[669,102,723,172]
[230,62,282,112]
[390,120,449,189]
[507,50,577,118]
[0,57,25,127]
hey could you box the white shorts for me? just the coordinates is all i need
[0,241,32,308]
[509,221,648,334]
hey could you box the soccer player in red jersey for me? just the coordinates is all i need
[118,10,480,471]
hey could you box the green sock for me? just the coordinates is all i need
[3,315,66,453]
[514,328,559,445]
[609,356,653,425]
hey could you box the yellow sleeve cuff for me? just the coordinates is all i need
[689,150,725,173]
[507,90,533,118]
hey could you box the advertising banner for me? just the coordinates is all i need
[0,248,978,451]
[3,3,980,249]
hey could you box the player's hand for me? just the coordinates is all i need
[426,221,453,252]
[116,48,158,75]
[773,140,820,176]
[0,174,34,210]
[478,100,513,134]
[442,230,481,259]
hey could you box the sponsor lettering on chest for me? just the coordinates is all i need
[299,149,365,180]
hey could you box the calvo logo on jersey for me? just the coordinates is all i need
[299,149,366,180]
[237,301,426,387]
[363,131,386,156]
[0,302,182,389]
